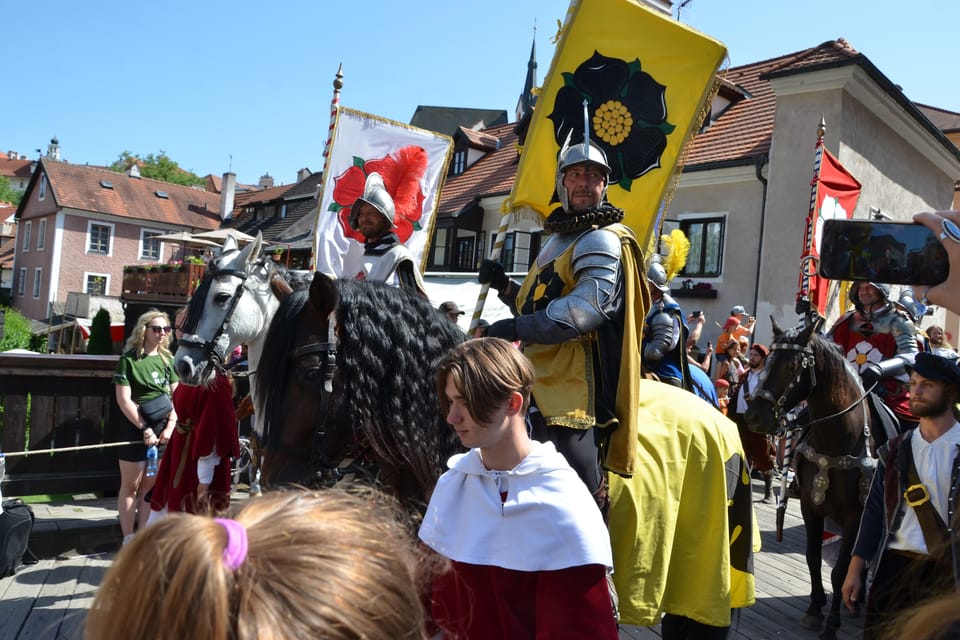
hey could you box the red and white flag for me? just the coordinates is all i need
[806,147,861,317]
[312,107,453,277]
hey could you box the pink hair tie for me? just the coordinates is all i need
[214,518,248,570]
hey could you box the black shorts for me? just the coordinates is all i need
[115,419,147,463]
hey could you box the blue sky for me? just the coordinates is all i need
[4,0,957,187]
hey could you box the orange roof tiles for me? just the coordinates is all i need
[39,161,222,230]
[438,122,519,215]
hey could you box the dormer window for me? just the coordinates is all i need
[452,150,466,176]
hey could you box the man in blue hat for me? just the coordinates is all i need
[842,352,960,639]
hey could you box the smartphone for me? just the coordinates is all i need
[691,310,702,318]
[818,219,949,286]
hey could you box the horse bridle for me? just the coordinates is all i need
[754,340,875,437]
[179,258,273,376]
[284,310,361,486]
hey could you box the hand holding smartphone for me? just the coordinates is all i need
[818,219,949,286]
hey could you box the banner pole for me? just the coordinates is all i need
[311,64,344,269]
[796,117,826,316]
[469,209,514,333]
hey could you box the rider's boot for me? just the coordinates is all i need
[762,472,773,503]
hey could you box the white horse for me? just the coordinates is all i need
[173,233,292,439]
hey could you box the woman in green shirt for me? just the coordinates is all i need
[113,310,179,545]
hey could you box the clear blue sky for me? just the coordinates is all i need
[4,0,957,187]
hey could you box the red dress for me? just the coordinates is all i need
[432,561,617,639]
[151,373,240,513]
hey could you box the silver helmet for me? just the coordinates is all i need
[555,132,611,211]
[646,254,670,292]
[348,172,396,231]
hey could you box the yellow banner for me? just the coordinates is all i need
[508,0,726,247]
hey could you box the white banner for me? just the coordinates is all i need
[313,107,453,277]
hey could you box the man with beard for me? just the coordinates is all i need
[345,172,427,296]
[732,343,776,502]
[841,352,960,639]
[925,325,959,358]
[478,136,648,509]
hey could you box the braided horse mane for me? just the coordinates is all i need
[256,274,465,505]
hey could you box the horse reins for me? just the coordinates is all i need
[179,257,276,377]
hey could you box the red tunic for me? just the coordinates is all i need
[151,373,240,513]
[432,561,618,640]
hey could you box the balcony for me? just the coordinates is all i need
[120,263,206,304]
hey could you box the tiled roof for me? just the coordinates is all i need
[456,126,500,152]
[682,40,862,168]
[35,160,222,229]
[410,106,508,136]
[230,172,324,243]
[437,122,519,215]
[0,156,34,180]
[916,104,960,132]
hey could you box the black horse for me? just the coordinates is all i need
[254,272,465,510]
[745,318,880,640]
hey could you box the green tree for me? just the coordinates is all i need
[0,175,22,206]
[0,306,44,353]
[86,307,114,355]
[109,150,205,187]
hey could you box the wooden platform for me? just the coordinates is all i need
[0,480,864,639]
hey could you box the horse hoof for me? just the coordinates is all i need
[800,614,824,631]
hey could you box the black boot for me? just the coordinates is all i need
[761,473,773,503]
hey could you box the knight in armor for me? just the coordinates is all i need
[345,172,427,296]
[479,135,649,508]
[643,253,691,390]
[828,280,919,430]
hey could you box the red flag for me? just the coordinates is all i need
[806,148,861,316]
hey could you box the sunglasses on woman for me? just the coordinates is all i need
[149,326,173,334]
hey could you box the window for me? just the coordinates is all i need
[452,150,466,175]
[430,228,449,268]
[17,268,25,296]
[87,222,113,255]
[37,219,46,250]
[21,221,31,251]
[140,229,161,260]
[455,237,476,270]
[679,216,725,278]
[38,175,46,200]
[85,273,108,296]
[32,267,42,298]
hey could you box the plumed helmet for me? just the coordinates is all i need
[348,172,396,231]
[849,281,890,307]
[555,131,611,211]
[646,254,670,292]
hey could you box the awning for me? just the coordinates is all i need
[75,318,126,342]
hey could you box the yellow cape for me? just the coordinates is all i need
[608,380,758,627]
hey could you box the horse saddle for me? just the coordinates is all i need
[866,392,900,453]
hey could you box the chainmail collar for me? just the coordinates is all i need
[364,232,400,256]
[543,203,624,234]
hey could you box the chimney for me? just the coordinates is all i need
[296,168,311,183]
[129,164,141,179]
[220,172,237,221]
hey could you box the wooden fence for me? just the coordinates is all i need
[0,352,121,496]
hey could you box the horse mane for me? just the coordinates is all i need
[778,325,862,411]
[257,279,465,494]
[256,289,309,450]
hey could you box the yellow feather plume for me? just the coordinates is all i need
[661,229,690,281]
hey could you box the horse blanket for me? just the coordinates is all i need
[608,380,757,627]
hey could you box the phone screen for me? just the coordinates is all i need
[818,219,949,286]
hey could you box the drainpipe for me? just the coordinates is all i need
[751,153,769,322]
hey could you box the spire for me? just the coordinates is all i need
[515,24,538,122]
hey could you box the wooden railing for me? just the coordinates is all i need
[0,353,122,496]
[120,263,206,304]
